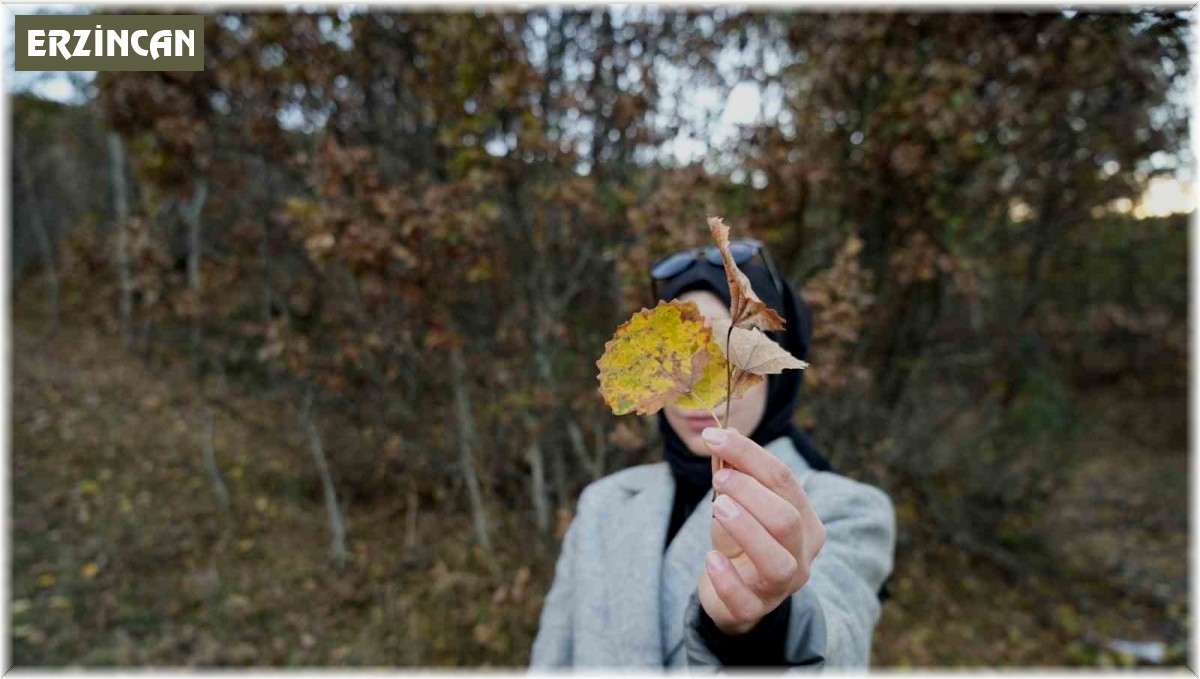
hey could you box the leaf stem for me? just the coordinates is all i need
[730,368,746,396]
[723,323,734,429]
[717,323,735,496]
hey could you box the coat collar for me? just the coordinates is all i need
[602,435,811,666]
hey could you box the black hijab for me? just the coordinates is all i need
[655,255,834,491]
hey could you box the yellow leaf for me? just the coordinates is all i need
[80,563,100,580]
[596,300,714,415]
[36,574,56,588]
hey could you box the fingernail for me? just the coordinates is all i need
[713,494,739,520]
[702,427,729,447]
[713,468,731,489]
[705,550,727,573]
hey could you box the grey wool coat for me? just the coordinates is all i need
[529,435,896,671]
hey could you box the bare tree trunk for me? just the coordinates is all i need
[16,140,59,330]
[258,229,272,320]
[254,157,280,388]
[524,414,550,535]
[181,179,209,374]
[254,157,276,325]
[533,335,569,509]
[566,421,603,481]
[200,403,230,510]
[108,133,133,348]
[449,342,491,553]
[135,198,173,357]
[405,487,419,550]
[258,222,280,390]
[592,419,608,479]
[301,385,349,568]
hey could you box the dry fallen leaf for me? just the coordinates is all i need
[708,215,786,332]
[596,300,723,415]
[712,319,809,376]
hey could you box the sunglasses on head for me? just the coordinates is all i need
[649,238,785,301]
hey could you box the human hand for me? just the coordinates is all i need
[697,427,826,636]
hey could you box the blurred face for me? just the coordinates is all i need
[663,290,769,456]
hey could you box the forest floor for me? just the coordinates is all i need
[10,306,1190,668]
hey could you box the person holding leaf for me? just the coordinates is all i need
[530,219,895,669]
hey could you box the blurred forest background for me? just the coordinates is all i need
[8,7,1193,668]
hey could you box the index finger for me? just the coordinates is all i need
[702,427,809,512]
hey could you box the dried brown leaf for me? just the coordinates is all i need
[707,215,786,332]
[712,319,809,376]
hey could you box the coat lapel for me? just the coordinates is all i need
[601,463,674,666]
